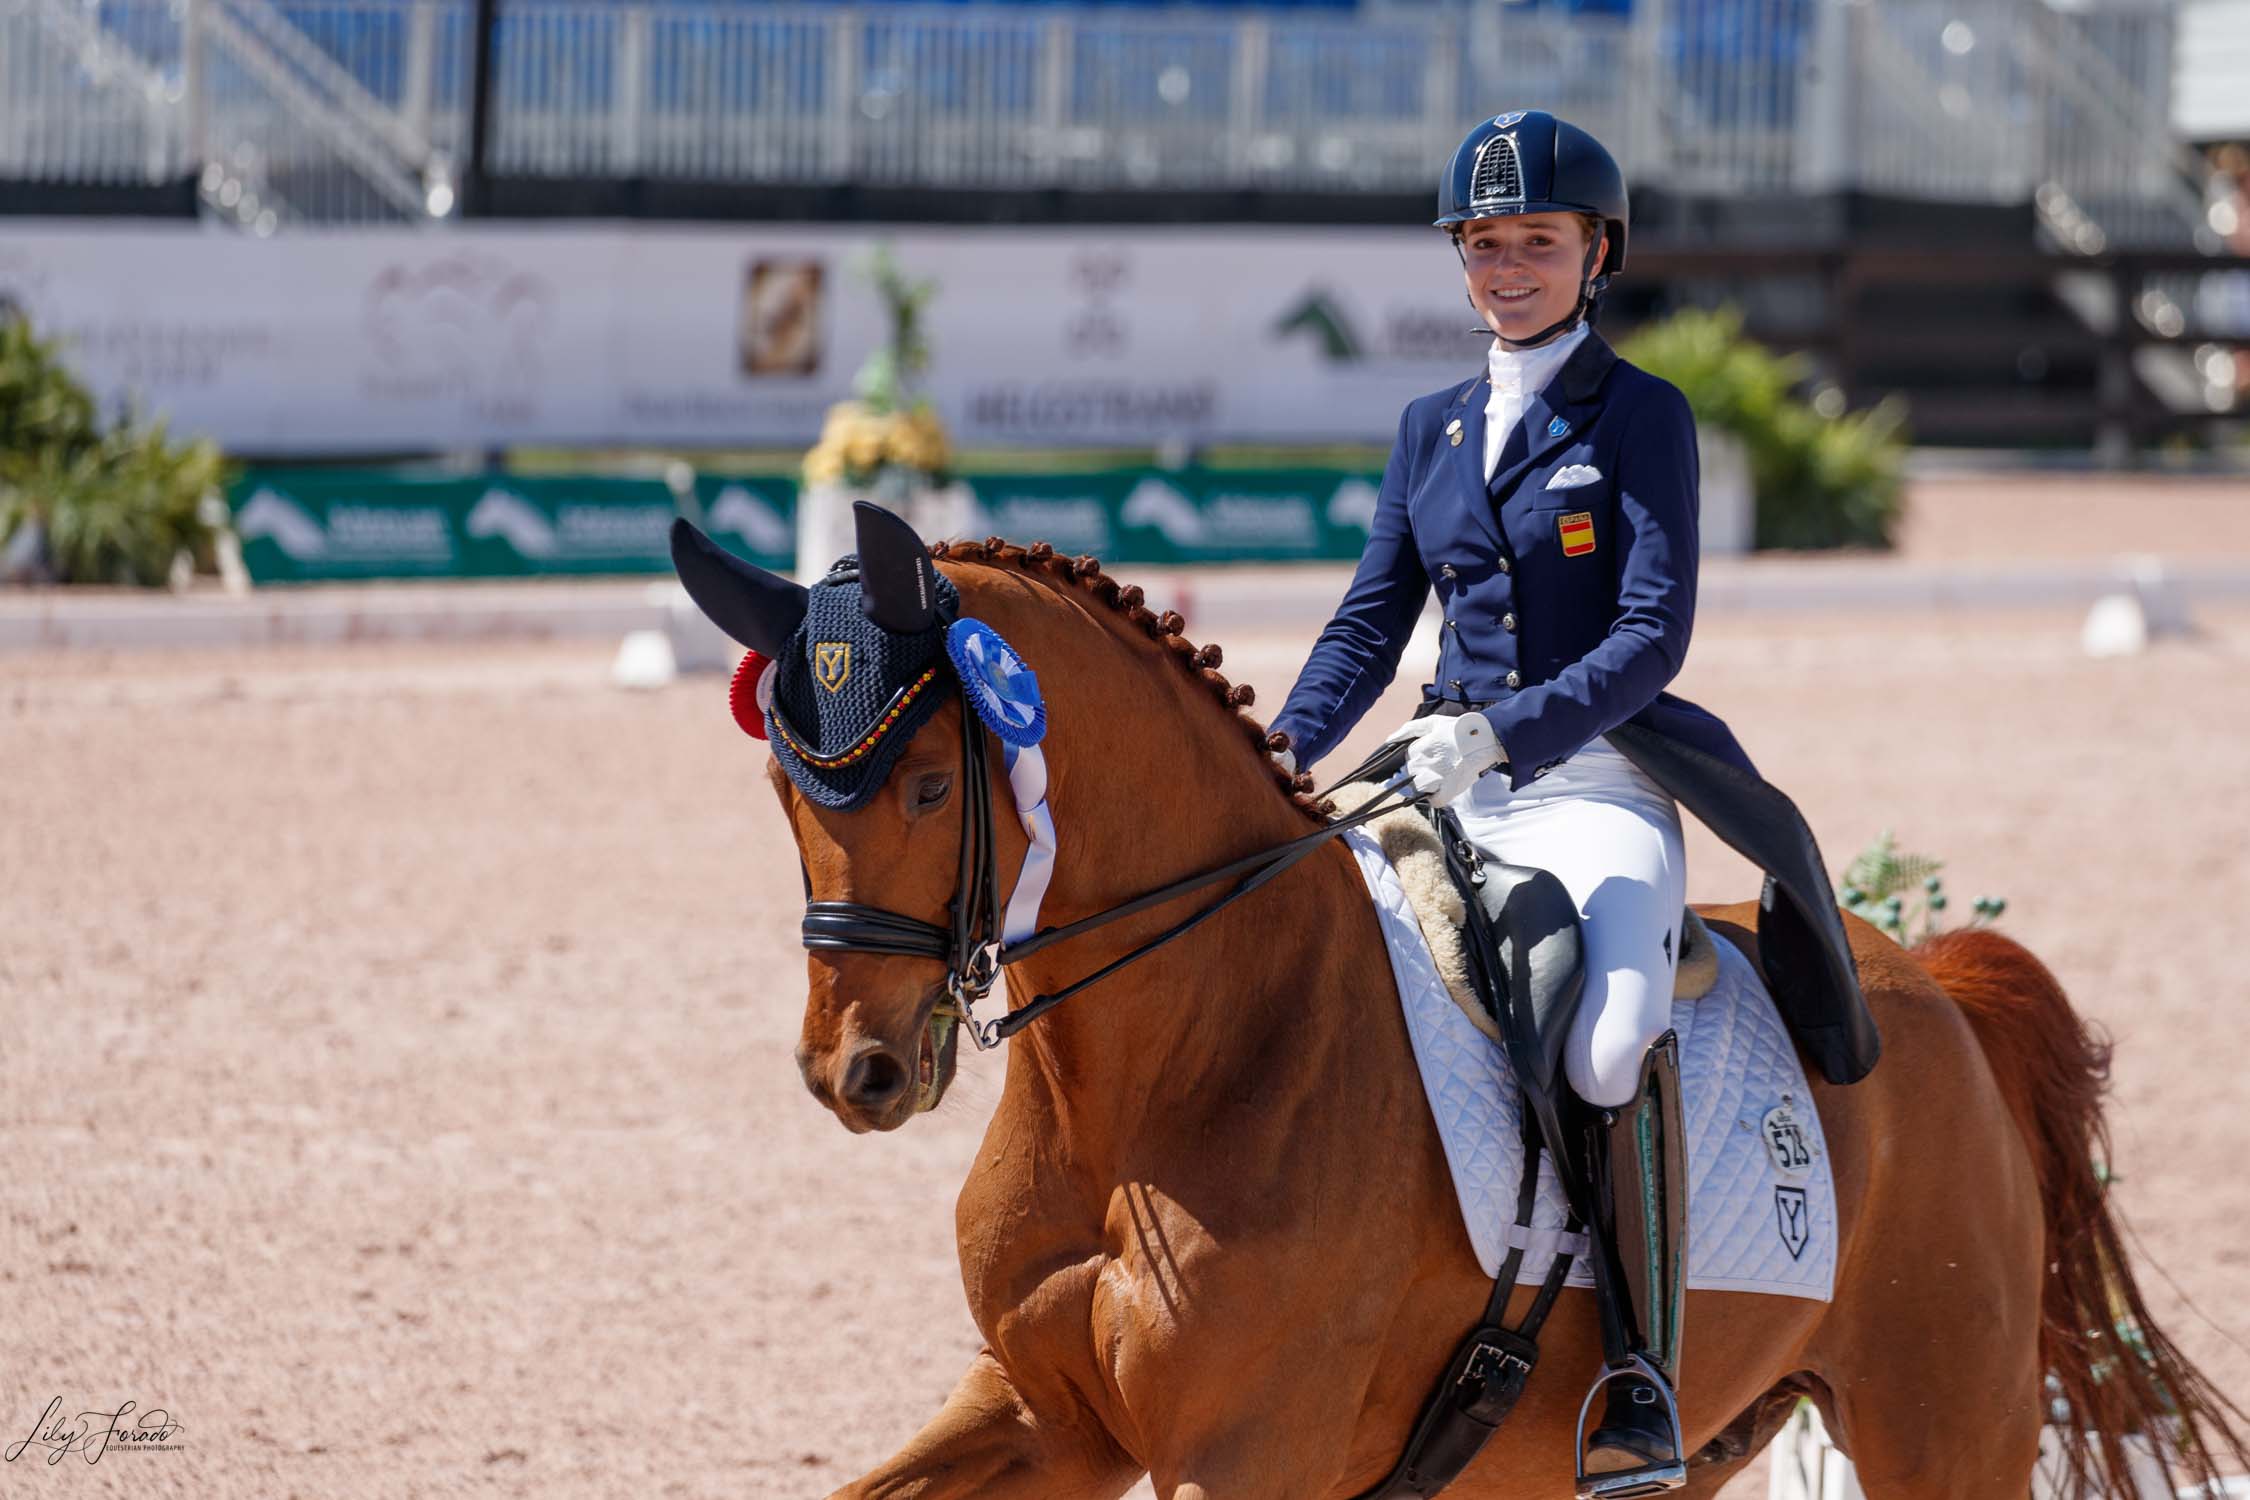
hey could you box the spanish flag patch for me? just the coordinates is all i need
[1558,511,1596,557]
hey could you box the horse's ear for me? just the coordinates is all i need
[853,501,938,634]
[670,518,808,657]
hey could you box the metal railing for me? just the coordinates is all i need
[0,0,2208,245]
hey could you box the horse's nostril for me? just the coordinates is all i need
[797,1047,832,1104]
[841,1047,909,1109]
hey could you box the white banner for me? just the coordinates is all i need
[0,221,1494,454]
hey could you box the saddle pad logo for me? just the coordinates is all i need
[1774,1185,1811,1260]
[813,642,852,693]
[1557,511,1596,557]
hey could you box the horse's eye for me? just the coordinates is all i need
[914,774,954,811]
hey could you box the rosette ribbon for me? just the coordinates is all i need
[946,619,1056,943]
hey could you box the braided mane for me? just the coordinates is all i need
[930,536,1330,824]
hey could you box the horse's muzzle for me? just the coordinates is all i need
[797,993,954,1132]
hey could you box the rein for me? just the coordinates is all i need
[802,717,1416,1051]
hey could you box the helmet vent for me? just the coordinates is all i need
[1469,132,1524,214]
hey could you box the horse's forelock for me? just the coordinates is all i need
[930,537,1329,824]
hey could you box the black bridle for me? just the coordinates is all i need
[800,703,1419,1050]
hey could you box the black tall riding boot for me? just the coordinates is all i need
[1574,1031,1688,1499]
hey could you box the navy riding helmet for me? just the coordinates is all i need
[1437,109,1629,347]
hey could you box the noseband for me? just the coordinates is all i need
[801,699,1005,1016]
[797,714,1417,1051]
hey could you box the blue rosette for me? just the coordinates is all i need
[946,618,1047,748]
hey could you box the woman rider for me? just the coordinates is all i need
[1267,110,1707,1490]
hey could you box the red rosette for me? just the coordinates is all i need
[728,650,773,740]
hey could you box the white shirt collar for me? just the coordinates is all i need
[1485,321,1590,397]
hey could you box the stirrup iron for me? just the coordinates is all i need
[1573,1354,1686,1498]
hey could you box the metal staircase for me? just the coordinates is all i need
[194,0,431,225]
[0,0,179,184]
[2,0,435,226]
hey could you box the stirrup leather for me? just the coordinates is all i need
[1573,1033,1688,1498]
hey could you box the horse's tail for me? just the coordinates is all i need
[1916,926,2249,1498]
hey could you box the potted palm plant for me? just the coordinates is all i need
[797,244,960,577]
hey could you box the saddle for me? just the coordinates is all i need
[1329,779,1719,1049]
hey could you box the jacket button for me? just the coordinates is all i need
[1445,618,1458,631]
[1440,563,1457,579]
[1448,679,1464,691]
[1497,556,1512,574]
[1506,670,1521,689]
[1500,613,1517,632]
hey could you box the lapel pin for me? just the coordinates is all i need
[1547,415,1571,438]
[1445,417,1464,447]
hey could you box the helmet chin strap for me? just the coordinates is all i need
[1455,232,1608,349]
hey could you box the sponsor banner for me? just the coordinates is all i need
[231,471,797,582]
[4,221,1483,454]
[950,469,1385,565]
[227,468,1381,581]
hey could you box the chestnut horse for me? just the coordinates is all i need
[764,538,2243,1499]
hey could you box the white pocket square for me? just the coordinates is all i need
[1545,464,1602,490]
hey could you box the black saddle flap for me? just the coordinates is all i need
[1431,806,1587,1106]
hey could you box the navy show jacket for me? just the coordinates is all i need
[1271,330,1755,790]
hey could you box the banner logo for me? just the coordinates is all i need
[707,486,793,557]
[1271,290,1363,362]
[465,489,561,559]
[235,489,330,559]
[740,260,824,378]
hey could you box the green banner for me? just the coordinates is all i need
[964,469,1383,565]
[228,467,1382,583]
[229,471,797,582]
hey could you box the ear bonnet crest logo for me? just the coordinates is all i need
[813,642,852,692]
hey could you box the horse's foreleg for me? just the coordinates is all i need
[827,1346,1142,1500]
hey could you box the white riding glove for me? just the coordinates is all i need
[1383,713,1508,807]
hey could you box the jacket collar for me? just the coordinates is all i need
[1441,329,1620,552]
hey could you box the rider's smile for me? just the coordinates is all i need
[1459,211,1606,346]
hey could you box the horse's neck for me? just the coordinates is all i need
[999,838,1376,1165]
[978,584,1380,1164]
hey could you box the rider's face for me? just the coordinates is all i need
[1459,213,1604,346]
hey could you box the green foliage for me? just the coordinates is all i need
[850,243,938,417]
[0,311,226,585]
[1836,828,2006,946]
[1616,306,1909,550]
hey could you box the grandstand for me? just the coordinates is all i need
[1,0,2242,449]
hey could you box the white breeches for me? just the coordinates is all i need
[1448,736,1687,1108]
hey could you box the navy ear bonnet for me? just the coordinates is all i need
[669,503,973,813]
[766,554,961,810]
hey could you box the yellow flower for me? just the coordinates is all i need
[802,447,844,487]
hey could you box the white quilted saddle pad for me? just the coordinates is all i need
[1344,827,1839,1301]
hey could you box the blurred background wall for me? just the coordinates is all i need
[7,0,2250,458]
